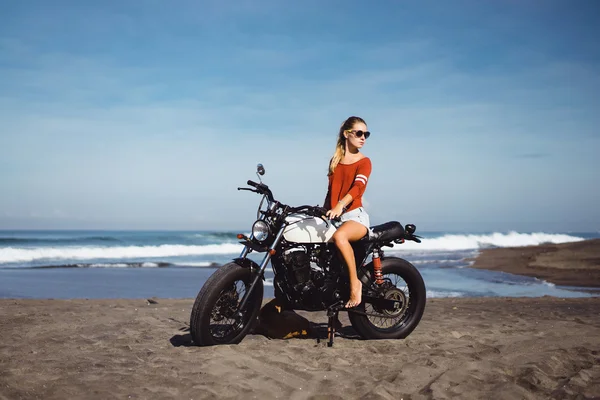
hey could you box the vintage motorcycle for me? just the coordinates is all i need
[190,164,426,347]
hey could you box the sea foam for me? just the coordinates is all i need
[0,243,243,264]
[388,231,584,251]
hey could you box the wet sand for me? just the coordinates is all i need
[470,238,600,287]
[1,296,599,399]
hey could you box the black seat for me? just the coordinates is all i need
[365,221,405,243]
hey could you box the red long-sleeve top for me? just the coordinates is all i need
[325,157,372,212]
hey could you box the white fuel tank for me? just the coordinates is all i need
[283,213,336,243]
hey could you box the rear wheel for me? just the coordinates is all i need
[190,262,263,346]
[350,257,426,340]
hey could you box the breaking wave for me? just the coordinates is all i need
[388,231,584,251]
[21,261,222,269]
[0,243,243,264]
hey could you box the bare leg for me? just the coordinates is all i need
[332,221,368,308]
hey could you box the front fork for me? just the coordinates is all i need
[237,226,286,312]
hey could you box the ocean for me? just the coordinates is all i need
[1,230,598,299]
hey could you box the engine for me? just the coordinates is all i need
[284,248,312,285]
[273,245,341,310]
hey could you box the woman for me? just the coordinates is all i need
[324,116,372,308]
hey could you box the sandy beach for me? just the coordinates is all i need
[1,298,599,399]
[1,240,600,399]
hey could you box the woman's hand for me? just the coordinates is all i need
[326,203,345,219]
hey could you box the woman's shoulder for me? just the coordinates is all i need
[357,155,371,167]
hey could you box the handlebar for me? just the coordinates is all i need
[395,234,422,243]
[243,180,275,202]
[288,205,328,217]
[240,183,339,223]
[287,205,341,225]
[408,235,422,243]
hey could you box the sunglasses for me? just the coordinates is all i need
[346,129,371,139]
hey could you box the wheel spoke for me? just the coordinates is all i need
[208,279,250,340]
[366,271,411,330]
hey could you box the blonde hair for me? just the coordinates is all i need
[328,116,366,175]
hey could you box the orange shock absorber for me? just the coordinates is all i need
[373,250,384,284]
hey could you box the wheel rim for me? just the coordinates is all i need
[365,271,413,330]
[208,279,251,342]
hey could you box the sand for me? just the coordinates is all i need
[1,296,599,399]
[2,240,600,399]
[470,238,600,288]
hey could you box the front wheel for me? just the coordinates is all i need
[190,262,264,346]
[349,257,426,340]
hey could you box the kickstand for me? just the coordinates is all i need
[327,308,338,347]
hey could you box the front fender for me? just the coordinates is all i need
[232,257,264,279]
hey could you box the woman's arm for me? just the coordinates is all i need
[347,158,372,200]
[326,193,353,218]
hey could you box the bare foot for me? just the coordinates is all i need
[345,280,362,308]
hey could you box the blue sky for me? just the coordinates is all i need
[1,0,599,232]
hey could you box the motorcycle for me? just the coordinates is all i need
[190,164,426,347]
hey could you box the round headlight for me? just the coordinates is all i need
[252,220,270,242]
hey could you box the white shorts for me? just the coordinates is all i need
[334,207,371,230]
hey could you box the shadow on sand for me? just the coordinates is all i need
[170,321,361,348]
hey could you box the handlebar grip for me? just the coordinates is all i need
[296,205,328,217]
[314,206,329,216]
[245,180,274,202]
